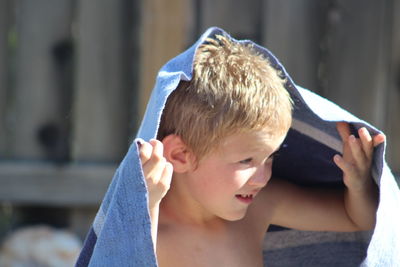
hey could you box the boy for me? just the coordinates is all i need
[139,35,385,266]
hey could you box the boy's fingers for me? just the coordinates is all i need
[149,139,164,158]
[163,162,173,179]
[139,141,153,164]
[336,122,351,142]
[159,162,173,191]
[333,154,345,170]
[333,154,355,177]
[373,133,385,147]
[143,157,166,185]
[142,139,166,184]
[358,127,373,159]
[347,135,368,166]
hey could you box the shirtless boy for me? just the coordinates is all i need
[138,35,385,266]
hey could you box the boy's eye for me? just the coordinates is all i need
[239,158,252,164]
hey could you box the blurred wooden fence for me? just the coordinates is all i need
[0,0,399,239]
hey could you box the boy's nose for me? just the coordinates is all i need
[248,165,271,187]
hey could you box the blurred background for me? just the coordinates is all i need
[0,0,399,265]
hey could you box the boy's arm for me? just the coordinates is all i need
[264,122,385,232]
[139,140,173,251]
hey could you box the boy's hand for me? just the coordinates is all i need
[333,122,385,191]
[139,139,173,208]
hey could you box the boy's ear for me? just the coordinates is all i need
[161,135,195,173]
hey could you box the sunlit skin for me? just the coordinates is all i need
[139,122,385,267]
[160,129,285,224]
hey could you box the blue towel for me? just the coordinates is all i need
[76,27,400,267]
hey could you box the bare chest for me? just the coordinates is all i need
[157,225,264,267]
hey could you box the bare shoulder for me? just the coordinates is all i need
[252,177,293,210]
[250,178,331,229]
[246,178,291,231]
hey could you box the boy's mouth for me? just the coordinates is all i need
[235,194,254,204]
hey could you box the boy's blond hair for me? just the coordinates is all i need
[157,34,292,160]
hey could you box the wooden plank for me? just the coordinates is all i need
[10,0,73,160]
[199,0,262,41]
[0,162,115,206]
[385,0,400,172]
[0,0,11,156]
[262,0,329,93]
[138,0,190,119]
[323,0,390,129]
[72,0,129,162]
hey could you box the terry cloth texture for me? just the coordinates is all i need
[76,27,400,267]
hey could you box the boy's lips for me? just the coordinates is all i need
[235,190,260,204]
[235,190,259,204]
[235,194,254,204]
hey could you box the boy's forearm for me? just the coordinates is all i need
[344,179,379,231]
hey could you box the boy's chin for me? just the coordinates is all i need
[220,211,247,221]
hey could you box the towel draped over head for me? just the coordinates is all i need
[76,27,400,267]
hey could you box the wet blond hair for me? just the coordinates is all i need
[157,34,292,160]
